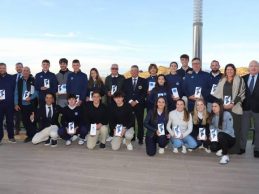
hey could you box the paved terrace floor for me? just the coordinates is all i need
[0,134,259,194]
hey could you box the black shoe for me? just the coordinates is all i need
[8,138,17,144]
[24,137,32,143]
[138,140,143,145]
[254,151,259,158]
[100,143,106,149]
[44,138,51,146]
[238,149,246,155]
[51,139,57,147]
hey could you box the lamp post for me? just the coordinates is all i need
[193,0,203,62]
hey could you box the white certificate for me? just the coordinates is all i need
[148,82,156,91]
[158,123,165,136]
[111,85,117,95]
[171,87,179,98]
[23,91,30,100]
[194,87,202,98]
[0,90,5,100]
[210,128,218,142]
[89,91,93,101]
[90,124,97,136]
[30,85,35,94]
[67,122,75,135]
[173,125,182,139]
[210,84,217,95]
[115,124,123,137]
[58,84,67,94]
[76,95,80,103]
[198,128,206,140]
[44,79,50,88]
[224,96,231,105]
[157,93,164,97]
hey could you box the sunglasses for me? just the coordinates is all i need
[111,68,118,70]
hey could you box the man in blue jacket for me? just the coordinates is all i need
[35,59,58,107]
[66,59,88,107]
[0,63,16,144]
[183,58,210,111]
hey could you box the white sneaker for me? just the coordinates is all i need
[126,143,133,151]
[198,144,204,149]
[219,155,230,164]
[65,140,72,146]
[106,136,113,142]
[173,148,179,153]
[158,148,165,154]
[71,135,78,142]
[205,148,211,153]
[188,149,193,152]
[181,145,187,154]
[78,139,85,145]
[216,149,223,157]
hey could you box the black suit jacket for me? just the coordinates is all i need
[34,104,61,130]
[123,77,147,104]
[242,74,259,113]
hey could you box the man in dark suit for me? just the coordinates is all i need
[31,93,61,147]
[13,62,23,135]
[241,60,259,157]
[123,65,147,144]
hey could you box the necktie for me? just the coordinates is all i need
[249,76,255,94]
[133,78,137,90]
[47,107,52,119]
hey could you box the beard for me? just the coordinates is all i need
[211,69,220,74]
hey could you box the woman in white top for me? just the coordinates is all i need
[167,99,197,153]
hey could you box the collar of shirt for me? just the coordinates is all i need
[248,73,258,86]
[111,74,118,78]
[211,71,220,77]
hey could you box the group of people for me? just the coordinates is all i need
[0,54,258,165]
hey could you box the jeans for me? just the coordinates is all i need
[171,135,197,149]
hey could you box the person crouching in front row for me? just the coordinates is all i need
[31,93,61,147]
[82,90,109,149]
[58,94,88,146]
[110,91,135,151]
[144,96,169,156]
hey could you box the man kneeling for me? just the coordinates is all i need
[31,93,61,147]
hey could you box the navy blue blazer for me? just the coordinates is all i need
[123,77,147,105]
[242,73,259,113]
[34,104,61,131]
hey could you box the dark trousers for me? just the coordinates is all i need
[14,110,22,131]
[229,112,242,154]
[21,105,37,138]
[0,104,14,140]
[210,132,236,155]
[58,126,88,140]
[145,134,168,156]
[132,103,145,141]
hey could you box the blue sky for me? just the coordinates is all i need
[0,0,258,76]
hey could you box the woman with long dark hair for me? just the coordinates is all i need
[210,100,236,164]
[86,68,105,101]
[147,74,172,111]
[144,96,169,156]
[213,64,245,154]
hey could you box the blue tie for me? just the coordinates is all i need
[249,76,255,94]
